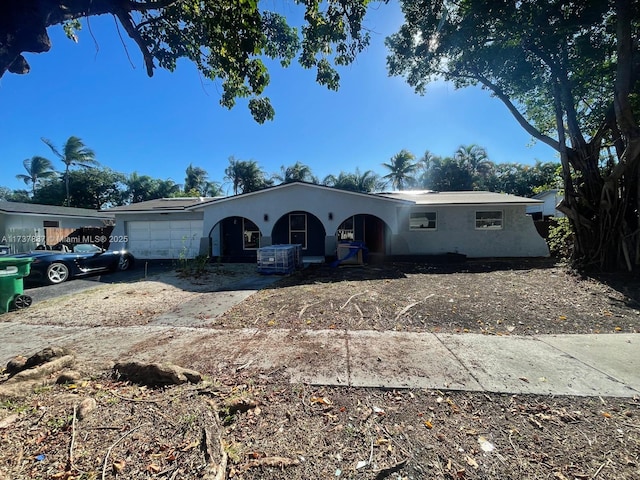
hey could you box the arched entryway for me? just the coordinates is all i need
[209,216,262,262]
[336,214,389,261]
[272,211,326,257]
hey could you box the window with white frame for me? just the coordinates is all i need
[410,212,437,230]
[289,213,307,248]
[475,211,503,229]
[243,218,261,249]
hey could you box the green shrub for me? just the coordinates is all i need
[547,217,573,260]
[177,254,211,277]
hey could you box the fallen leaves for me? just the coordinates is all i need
[112,459,126,473]
[309,396,332,406]
[1,364,639,480]
[477,436,495,452]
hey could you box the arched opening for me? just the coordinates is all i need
[209,216,262,262]
[272,211,326,257]
[336,214,389,261]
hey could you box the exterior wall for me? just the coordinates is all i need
[202,185,401,257]
[0,213,107,253]
[526,191,565,218]
[392,204,549,258]
[201,185,549,259]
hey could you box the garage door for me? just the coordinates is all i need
[126,220,203,259]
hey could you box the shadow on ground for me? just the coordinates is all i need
[258,256,562,290]
[585,270,640,309]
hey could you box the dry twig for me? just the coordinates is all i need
[67,404,77,470]
[299,302,321,318]
[341,291,367,310]
[241,456,300,470]
[394,302,419,322]
[592,458,612,478]
[101,423,148,480]
[110,391,160,403]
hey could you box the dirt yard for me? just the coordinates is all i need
[220,258,640,336]
[1,259,639,480]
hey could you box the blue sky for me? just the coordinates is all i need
[0,2,557,195]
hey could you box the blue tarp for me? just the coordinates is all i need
[331,242,368,268]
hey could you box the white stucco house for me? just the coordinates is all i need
[107,182,549,261]
[526,189,565,219]
[0,201,114,253]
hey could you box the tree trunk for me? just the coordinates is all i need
[562,143,640,272]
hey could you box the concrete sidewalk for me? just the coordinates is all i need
[1,320,638,397]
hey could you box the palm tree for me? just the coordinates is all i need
[184,164,209,194]
[453,144,494,189]
[125,172,158,203]
[224,157,271,194]
[203,181,223,196]
[15,156,57,195]
[224,157,245,195]
[274,161,317,184]
[41,136,98,206]
[156,179,182,198]
[323,169,381,193]
[323,172,358,192]
[353,168,381,193]
[417,150,443,189]
[381,149,418,190]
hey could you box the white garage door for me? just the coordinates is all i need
[126,220,203,259]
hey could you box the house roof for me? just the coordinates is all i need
[531,189,563,200]
[188,182,412,209]
[377,190,543,206]
[104,197,220,213]
[0,200,113,218]
[100,185,542,215]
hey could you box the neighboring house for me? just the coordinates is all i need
[106,197,216,260]
[526,189,565,219]
[107,183,549,261]
[0,201,114,254]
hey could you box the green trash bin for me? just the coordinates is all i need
[0,257,33,313]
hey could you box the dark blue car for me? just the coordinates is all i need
[12,244,134,284]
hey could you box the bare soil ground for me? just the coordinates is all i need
[219,258,640,335]
[1,259,640,480]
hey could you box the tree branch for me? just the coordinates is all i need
[522,38,587,150]
[114,9,155,76]
[472,72,561,152]
[125,0,179,13]
[0,0,178,78]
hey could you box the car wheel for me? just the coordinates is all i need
[46,262,70,284]
[117,256,131,271]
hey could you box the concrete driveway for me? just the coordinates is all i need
[23,260,176,304]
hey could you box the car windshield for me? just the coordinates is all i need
[73,244,102,253]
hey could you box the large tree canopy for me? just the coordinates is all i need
[387,0,640,271]
[0,0,373,122]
